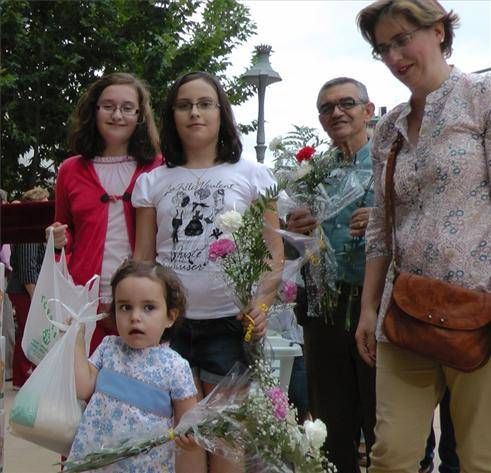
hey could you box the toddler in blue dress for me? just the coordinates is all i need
[67,260,198,472]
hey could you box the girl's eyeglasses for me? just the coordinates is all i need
[173,100,221,113]
[96,103,139,116]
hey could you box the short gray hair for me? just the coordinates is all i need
[317,77,369,111]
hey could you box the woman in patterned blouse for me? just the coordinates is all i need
[355,1,491,472]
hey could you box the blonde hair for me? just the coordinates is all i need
[22,186,50,202]
[357,0,459,59]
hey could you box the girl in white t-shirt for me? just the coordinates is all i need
[132,71,283,473]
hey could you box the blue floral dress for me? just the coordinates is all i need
[68,336,197,472]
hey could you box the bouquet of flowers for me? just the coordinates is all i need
[209,187,324,338]
[271,128,338,319]
[61,360,337,473]
[208,185,286,346]
[270,127,368,319]
[271,126,367,220]
[209,189,276,310]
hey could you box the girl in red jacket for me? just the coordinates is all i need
[48,72,161,352]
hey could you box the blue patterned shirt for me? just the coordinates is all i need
[321,141,374,286]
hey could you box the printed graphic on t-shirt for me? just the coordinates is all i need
[165,178,233,272]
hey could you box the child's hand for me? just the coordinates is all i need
[175,433,201,452]
[64,317,84,338]
[75,323,86,344]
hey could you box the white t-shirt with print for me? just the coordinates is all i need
[132,158,276,320]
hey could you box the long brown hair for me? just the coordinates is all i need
[68,73,160,165]
[161,71,242,166]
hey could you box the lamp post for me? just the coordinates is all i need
[242,45,282,163]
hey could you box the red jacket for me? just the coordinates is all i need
[54,155,161,286]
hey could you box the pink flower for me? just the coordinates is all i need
[281,280,297,303]
[208,238,236,261]
[295,146,316,163]
[266,387,289,421]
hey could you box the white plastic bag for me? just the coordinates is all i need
[10,300,103,456]
[0,262,4,328]
[22,230,99,364]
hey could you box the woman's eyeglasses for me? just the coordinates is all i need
[173,100,221,113]
[372,27,422,61]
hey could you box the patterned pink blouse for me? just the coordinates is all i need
[365,67,491,341]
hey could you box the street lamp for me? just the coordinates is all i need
[242,44,282,163]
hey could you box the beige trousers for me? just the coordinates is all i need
[369,342,491,473]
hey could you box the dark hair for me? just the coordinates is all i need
[110,260,187,343]
[357,0,459,59]
[68,72,160,165]
[317,77,370,111]
[161,71,242,166]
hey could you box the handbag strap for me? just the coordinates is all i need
[384,133,405,269]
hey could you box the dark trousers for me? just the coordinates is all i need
[288,352,310,422]
[303,285,376,473]
[420,389,460,473]
[8,292,36,388]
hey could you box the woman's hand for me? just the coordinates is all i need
[355,307,377,367]
[46,221,68,248]
[238,303,269,340]
[349,207,371,237]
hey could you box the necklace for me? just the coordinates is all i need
[94,155,134,164]
[182,166,212,185]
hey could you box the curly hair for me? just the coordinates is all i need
[110,260,187,343]
[161,71,242,166]
[68,72,160,165]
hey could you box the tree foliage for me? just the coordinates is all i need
[1,0,256,196]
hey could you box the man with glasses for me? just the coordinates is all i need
[288,77,376,473]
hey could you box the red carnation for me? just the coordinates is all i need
[295,146,316,163]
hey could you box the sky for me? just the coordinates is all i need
[228,0,491,165]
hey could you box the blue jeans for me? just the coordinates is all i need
[420,389,460,473]
[171,316,246,385]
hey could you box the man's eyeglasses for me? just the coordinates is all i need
[173,100,221,113]
[372,27,422,61]
[97,103,139,116]
[318,97,367,116]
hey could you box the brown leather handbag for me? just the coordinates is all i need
[382,134,491,372]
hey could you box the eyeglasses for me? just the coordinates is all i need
[173,100,221,113]
[318,97,367,116]
[372,27,422,61]
[96,103,139,116]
